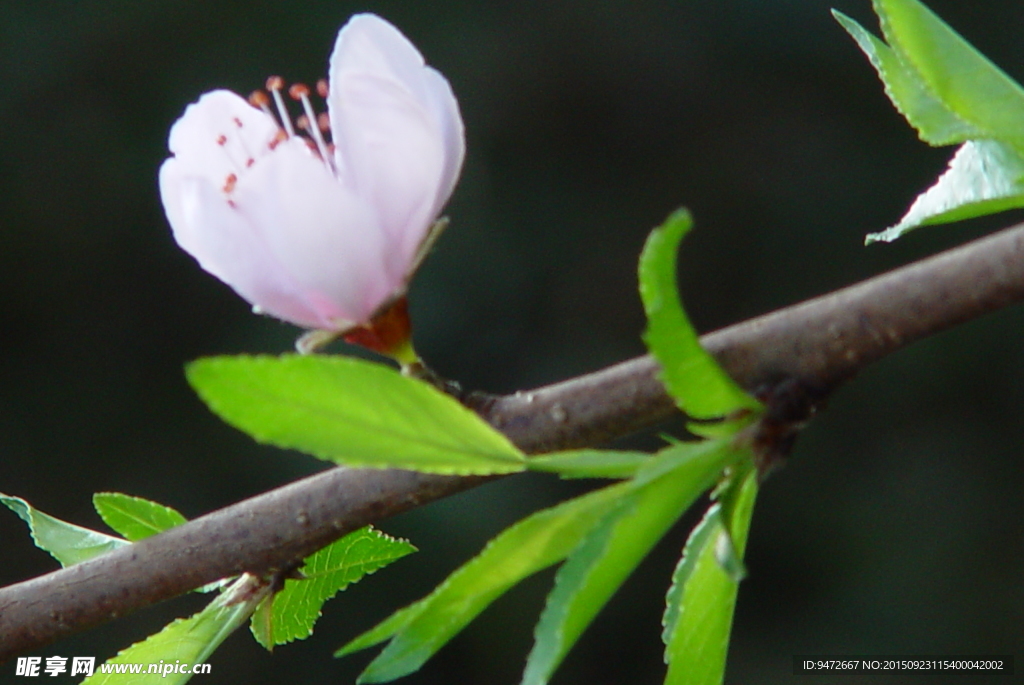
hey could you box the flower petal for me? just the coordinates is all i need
[420,68,466,220]
[328,14,465,283]
[167,90,279,184]
[229,138,392,325]
[161,158,331,330]
[162,136,398,329]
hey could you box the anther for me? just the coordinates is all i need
[317,113,330,133]
[222,173,238,194]
[248,90,275,120]
[265,76,295,138]
[248,90,270,108]
[316,79,328,98]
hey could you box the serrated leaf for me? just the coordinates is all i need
[660,507,717,647]
[874,0,1024,155]
[1,493,127,567]
[833,10,984,147]
[337,480,634,683]
[522,445,729,685]
[82,575,269,685]
[836,1,1024,242]
[639,209,761,422]
[662,464,758,685]
[186,354,525,475]
[93,493,188,541]
[251,526,415,649]
[526,449,652,479]
[865,140,1024,243]
[634,438,736,488]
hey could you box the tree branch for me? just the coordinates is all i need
[3,221,1024,659]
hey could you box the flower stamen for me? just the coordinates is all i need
[266,76,295,138]
[290,83,334,175]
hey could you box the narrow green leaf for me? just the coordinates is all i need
[634,438,736,488]
[93,493,188,541]
[1,493,127,566]
[252,527,415,649]
[660,506,716,647]
[639,209,761,421]
[526,449,651,479]
[662,464,758,685]
[833,10,983,147]
[874,0,1024,156]
[186,355,525,475]
[865,140,1024,243]
[337,480,634,683]
[522,447,728,685]
[82,575,269,685]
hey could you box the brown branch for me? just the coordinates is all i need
[3,221,1024,658]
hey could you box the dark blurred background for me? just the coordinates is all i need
[2,0,1022,683]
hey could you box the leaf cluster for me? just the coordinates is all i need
[835,0,1024,242]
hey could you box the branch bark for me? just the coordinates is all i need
[3,221,1024,658]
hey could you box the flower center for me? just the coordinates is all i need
[214,77,336,205]
[249,77,336,176]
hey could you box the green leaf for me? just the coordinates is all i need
[1,493,127,567]
[835,1,1024,241]
[526,449,651,479]
[865,139,1024,243]
[82,575,269,685]
[639,209,761,421]
[833,9,984,147]
[874,0,1024,155]
[662,463,758,685]
[835,1,1024,153]
[522,445,730,685]
[251,526,416,649]
[186,354,525,475]
[337,480,634,683]
[660,509,717,649]
[340,439,736,683]
[634,438,736,488]
[93,493,188,541]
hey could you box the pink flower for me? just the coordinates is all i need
[159,14,464,334]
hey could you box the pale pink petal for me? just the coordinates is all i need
[331,73,444,279]
[330,15,437,105]
[229,138,391,324]
[420,68,465,220]
[167,90,279,184]
[160,159,332,330]
[328,14,464,282]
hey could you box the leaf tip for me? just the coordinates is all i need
[864,226,902,244]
